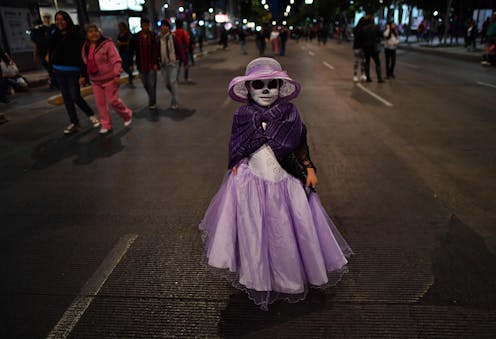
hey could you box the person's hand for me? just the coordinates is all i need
[152,64,158,71]
[184,63,189,69]
[232,166,238,175]
[79,76,87,86]
[114,77,121,85]
[129,65,134,71]
[306,167,318,189]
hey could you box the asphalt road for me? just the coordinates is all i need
[1,39,496,338]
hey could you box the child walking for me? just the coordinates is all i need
[81,24,132,134]
[200,58,353,310]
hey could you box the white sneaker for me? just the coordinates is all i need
[360,75,367,82]
[99,128,112,134]
[89,115,100,127]
[124,118,132,127]
[353,76,359,82]
[149,104,157,110]
[64,123,79,134]
[170,104,178,110]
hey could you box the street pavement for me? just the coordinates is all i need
[1,39,496,338]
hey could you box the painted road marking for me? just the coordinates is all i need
[357,83,394,107]
[46,234,138,339]
[477,81,496,89]
[308,51,315,56]
[322,61,335,70]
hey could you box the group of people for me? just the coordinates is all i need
[40,11,190,135]
[255,26,289,57]
[352,15,399,83]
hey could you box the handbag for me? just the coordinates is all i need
[0,61,19,78]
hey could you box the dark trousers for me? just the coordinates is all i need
[139,70,157,105]
[120,52,133,84]
[384,48,396,77]
[54,70,94,125]
[363,48,382,81]
[177,52,191,81]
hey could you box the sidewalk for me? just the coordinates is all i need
[399,36,485,62]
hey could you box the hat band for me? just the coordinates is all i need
[246,65,284,77]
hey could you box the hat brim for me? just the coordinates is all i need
[228,71,301,103]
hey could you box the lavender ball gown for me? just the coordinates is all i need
[200,127,353,310]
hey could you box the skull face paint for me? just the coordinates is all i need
[248,79,280,107]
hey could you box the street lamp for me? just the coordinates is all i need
[208,7,214,13]
[305,0,313,4]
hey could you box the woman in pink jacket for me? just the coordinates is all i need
[81,24,132,134]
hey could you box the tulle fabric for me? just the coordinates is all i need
[199,163,353,310]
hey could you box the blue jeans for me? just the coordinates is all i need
[54,70,95,125]
[161,63,178,106]
[139,71,157,105]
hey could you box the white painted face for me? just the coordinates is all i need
[248,79,280,107]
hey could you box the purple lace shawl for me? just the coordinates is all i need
[228,102,304,169]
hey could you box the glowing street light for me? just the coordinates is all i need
[208,7,214,13]
[178,6,184,12]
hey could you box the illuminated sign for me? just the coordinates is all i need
[98,0,145,11]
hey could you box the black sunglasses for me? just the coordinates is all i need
[251,79,280,90]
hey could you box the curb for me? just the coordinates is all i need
[399,44,481,62]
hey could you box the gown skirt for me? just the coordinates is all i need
[199,145,353,310]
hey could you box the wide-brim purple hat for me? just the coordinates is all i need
[228,57,301,103]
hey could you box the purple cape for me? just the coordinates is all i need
[228,102,304,169]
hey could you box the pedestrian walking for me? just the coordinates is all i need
[360,15,384,83]
[481,17,491,45]
[270,27,280,54]
[352,17,366,82]
[465,19,478,51]
[129,18,159,110]
[383,21,399,79]
[30,19,55,89]
[116,22,134,88]
[280,26,288,56]
[81,24,132,135]
[174,19,191,83]
[48,11,100,134]
[158,20,187,109]
[255,28,266,56]
[200,57,353,311]
[219,26,229,50]
[188,28,196,66]
[238,27,247,55]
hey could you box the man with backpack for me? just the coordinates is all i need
[159,20,187,109]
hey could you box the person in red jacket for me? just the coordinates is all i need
[81,24,132,134]
[174,19,191,83]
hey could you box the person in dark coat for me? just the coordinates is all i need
[360,15,384,83]
[48,11,100,134]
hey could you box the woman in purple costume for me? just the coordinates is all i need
[200,57,353,310]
